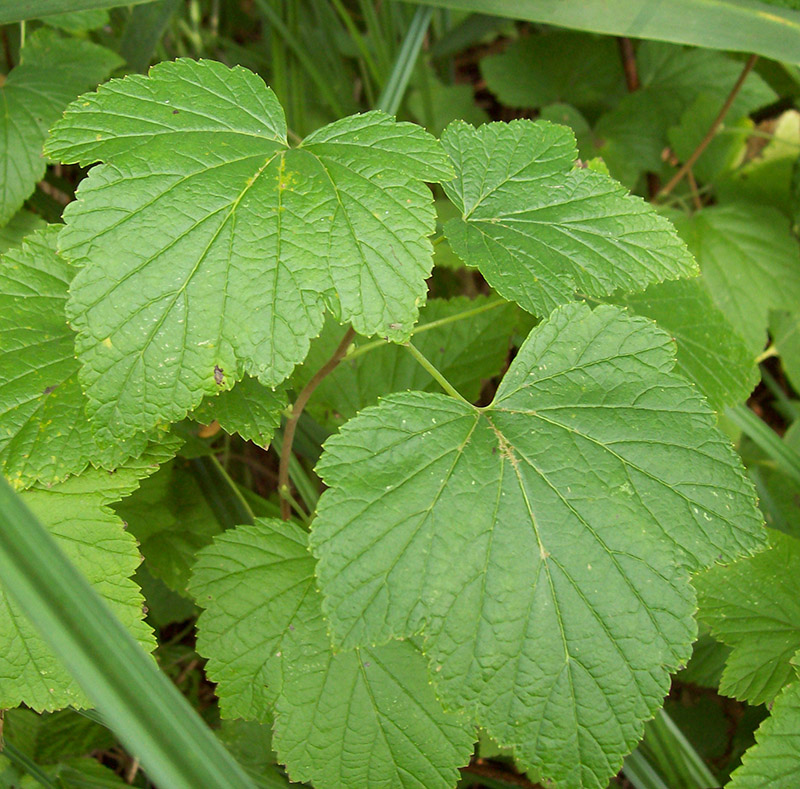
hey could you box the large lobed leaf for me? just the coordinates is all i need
[441,120,696,317]
[45,58,453,441]
[0,29,120,227]
[190,519,475,788]
[0,227,149,488]
[310,302,764,788]
[0,441,177,710]
[694,529,800,705]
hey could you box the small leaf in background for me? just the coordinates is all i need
[0,227,151,488]
[114,459,222,595]
[45,58,453,441]
[771,309,800,394]
[311,302,763,788]
[0,28,120,227]
[675,204,800,354]
[595,42,774,186]
[191,376,286,447]
[0,441,178,710]
[728,679,800,788]
[293,295,517,425]
[407,67,489,136]
[695,529,800,705]
[613,277,758,411]
[0,210,46,255]
[442,120,696,317]
[480,30,624,113]
[190,520,475,787]
[41,8,109,32]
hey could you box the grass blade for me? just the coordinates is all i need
[0,477,255,789]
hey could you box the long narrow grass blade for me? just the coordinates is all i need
[0,477,255,789]
[375,4,433,115]
[1,0,155,23]
[403,0,800,63]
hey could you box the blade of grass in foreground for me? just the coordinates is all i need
[0,477,255,789]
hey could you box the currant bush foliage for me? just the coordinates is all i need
[0,46,777,789]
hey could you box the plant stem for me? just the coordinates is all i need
[404,341,468,403]
[279,327,355,520]
[347,298,508,362]
[658,54,758,199]
[617,37,639,91]
[755,344,777,364]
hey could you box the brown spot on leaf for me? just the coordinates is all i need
[214,365,224,385]
[42,385,56,395]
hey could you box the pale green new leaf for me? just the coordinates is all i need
[0,29,120,227]
[441,120,696,317]
[675,204,800,355]
[114,459,221,595]
[311,302,764,788]
[694,530,800,705]
[294,296,517,424]
[45,58,452,441]
[613,277,758,412]
[728,679,800,788]
[190,520,475,787]
[0,227,150,488]
[0,441,177,710]
[191,377,285,447]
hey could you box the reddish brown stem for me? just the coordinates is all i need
[278,326,356,520]
[659,54,758,199]
[617,37,640,91]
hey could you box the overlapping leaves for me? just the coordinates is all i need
[311,302,764,787]
[441,120,696,317]
[190,519,475,788]
[45,58,453,441]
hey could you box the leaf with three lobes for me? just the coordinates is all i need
[310,302,764,788]
[675,204,800,355]
[0,28,121,227]
[0,227,150,488]
[44,58,453,441]
[613,277,758,412]
[728,679,800,788]
[293,295,518,425]
[441,120,696,318]
[0,440,177,710]
[694,529,800,705]
[190,376,286,447]
[114,459,222,595]
[190,519,475,788]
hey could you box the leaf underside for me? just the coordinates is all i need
[310,302,763,788]
[45,58,453,441]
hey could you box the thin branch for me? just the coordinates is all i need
[617,37,639,91]
[659,54,758,199]
[279,326,355,520]
[686,168,703,210]
[403,341,469,403]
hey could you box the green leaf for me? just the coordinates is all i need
[42,9,109,32]
[45,58,452,441]
[114,459,222,595]
[480,30,624,112]
[294,296,517,425]
[441,120,696,317]
[728,680,800,788]
[402,0,800,65]
[0,29,121,227]
[594,42,774,185]
[0,442,177,710]
[695,530,800,705]
[771,310,800,395]
[311,302,764,788]
[191,377,286,447]
[407,68,489,137]
[675,204,800,354]
[0,211,46,255]
[0,227,151,488]
[613,277,758,412]
[190,519,475,787]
